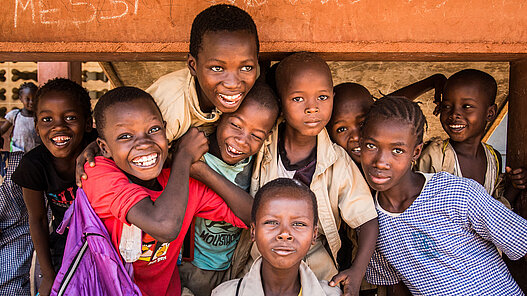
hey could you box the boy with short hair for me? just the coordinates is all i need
[179,79,280,296]
[212,178,342,295]
[416,69,526,209]
[82,86,254,296]
[76,4,260,182]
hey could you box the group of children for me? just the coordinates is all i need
[1,3,527,296]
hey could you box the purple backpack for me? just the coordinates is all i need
[51,189,142,296]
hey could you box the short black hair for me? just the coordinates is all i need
[35,78,92,120]
[19,82,38,94]
[189,4,259,59]
[94,86,162,139]
[275,52,332,99]
[444,69,497,105]
[242,78,280,124]
[362,96,427,146]
[251,178,318,225]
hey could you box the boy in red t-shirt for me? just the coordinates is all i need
[81,87,253,296]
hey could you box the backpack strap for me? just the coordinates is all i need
[235,278,243,296]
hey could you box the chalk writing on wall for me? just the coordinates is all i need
[14,0,139,28]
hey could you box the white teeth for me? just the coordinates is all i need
[227,145,243,155]
[132,153,158,167]
[219,93,242,104]
[449,124,466,129]
[52,136,71,146]
[351,147,361,153]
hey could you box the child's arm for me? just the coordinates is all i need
[385,282,413,296]
[75,141,99,187]
[330,218,379,296]
[504,166,527,213]
[125,127,208,243]
[22,187,55,296]
[190,161,252,225]
[0,120,12,136]
[388,74,447,115]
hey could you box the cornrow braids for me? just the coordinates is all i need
[19,82,38,93]
[362,96,427,145]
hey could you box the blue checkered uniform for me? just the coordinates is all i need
[366,172,527,296]
[0,152,32,296]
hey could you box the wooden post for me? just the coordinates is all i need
[37,62,82,85]
[505,59,527,292]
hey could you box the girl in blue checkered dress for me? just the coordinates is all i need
[360,96,527,295]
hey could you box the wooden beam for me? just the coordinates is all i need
[99,62,123,88]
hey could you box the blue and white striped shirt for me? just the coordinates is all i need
[366,172,527,296]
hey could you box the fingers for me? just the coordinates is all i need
[507,167,527,189]
[329,272,348,287]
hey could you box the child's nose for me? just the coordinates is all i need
[373,151,390,169]
[276,230,293,241]
[222,72,241,89]
[305,106,319,114]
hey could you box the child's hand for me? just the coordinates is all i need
[506,166,527,190]
[75,141,100,187]
[175,127,209,163]
[432,74,447,116]
[329,266,362,296]
[38,275,54,296]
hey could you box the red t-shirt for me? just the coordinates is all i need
[82,157,247,296]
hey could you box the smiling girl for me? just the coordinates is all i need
[12,78,96,296]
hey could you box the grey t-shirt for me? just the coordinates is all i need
[5,109,40,152]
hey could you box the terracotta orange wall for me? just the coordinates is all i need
[1,0,527,60]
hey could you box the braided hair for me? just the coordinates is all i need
[362,96,427,145]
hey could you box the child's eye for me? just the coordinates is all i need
[358,121,365,127]
[264,220,279,226]
[210,66,223,72]
[318,95,329,101]
[365,143,376,150]
[65,115,77,121]
[336,127,348,133]
[41,117,52,123]
[292,97,304,102]
[230,122,241,129]
[462,104,472,109]
[241,66,253,72]
[251,134,263,141]
[148,126,161,134]
[292,222,306,227]
[117,134,132,140]
[392,148,404,154]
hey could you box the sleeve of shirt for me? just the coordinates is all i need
[366,248,400,285]
[415,138,443,173]
[4,109,17,124]
[190,178,248,229]
[465,179,527,260]
[146,70,187,142]
[82,157,151,225]
[12,152,46,191]
[336,147,378,229]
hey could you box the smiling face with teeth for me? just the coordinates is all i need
[96,98,168,181]
[188,30,258,114]
[209,99,276,165]
[35,91,92,160]
[440,83,497,144]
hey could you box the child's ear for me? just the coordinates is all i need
[85,116,94,132]
[187,54,198,77]
[96,137,112,158]
[250,223,256,242]
[486,104,498,122]
[412,142,424,162]
[312,225,318,245]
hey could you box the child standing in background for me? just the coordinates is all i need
[0,82,41,152]
[12,78,95,296]
[416,69,526,209]
[251,52,378,296]
[362,96,527,295]
[0,151,33,295]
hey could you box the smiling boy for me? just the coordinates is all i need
[82,87,254,296]
[212,178,342,295]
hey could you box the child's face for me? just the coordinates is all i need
[251,191,317,271]
[19,88,35,112]
[188,30,258,114]
[281,66,333,137]
[440,83,496,143]
[215,101,275,165]
[329,97,372,164]
[360,118,422,192]
[35,91,91,159]
[97,99,168,181]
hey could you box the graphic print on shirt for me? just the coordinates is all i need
[412,231,440,259]
[46,186,76,208]
[139,235,171,265]
[198,220,241,247]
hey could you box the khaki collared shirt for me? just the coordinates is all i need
[249,123,377,278]
[212,257,342,295]
[146,68,221,141]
